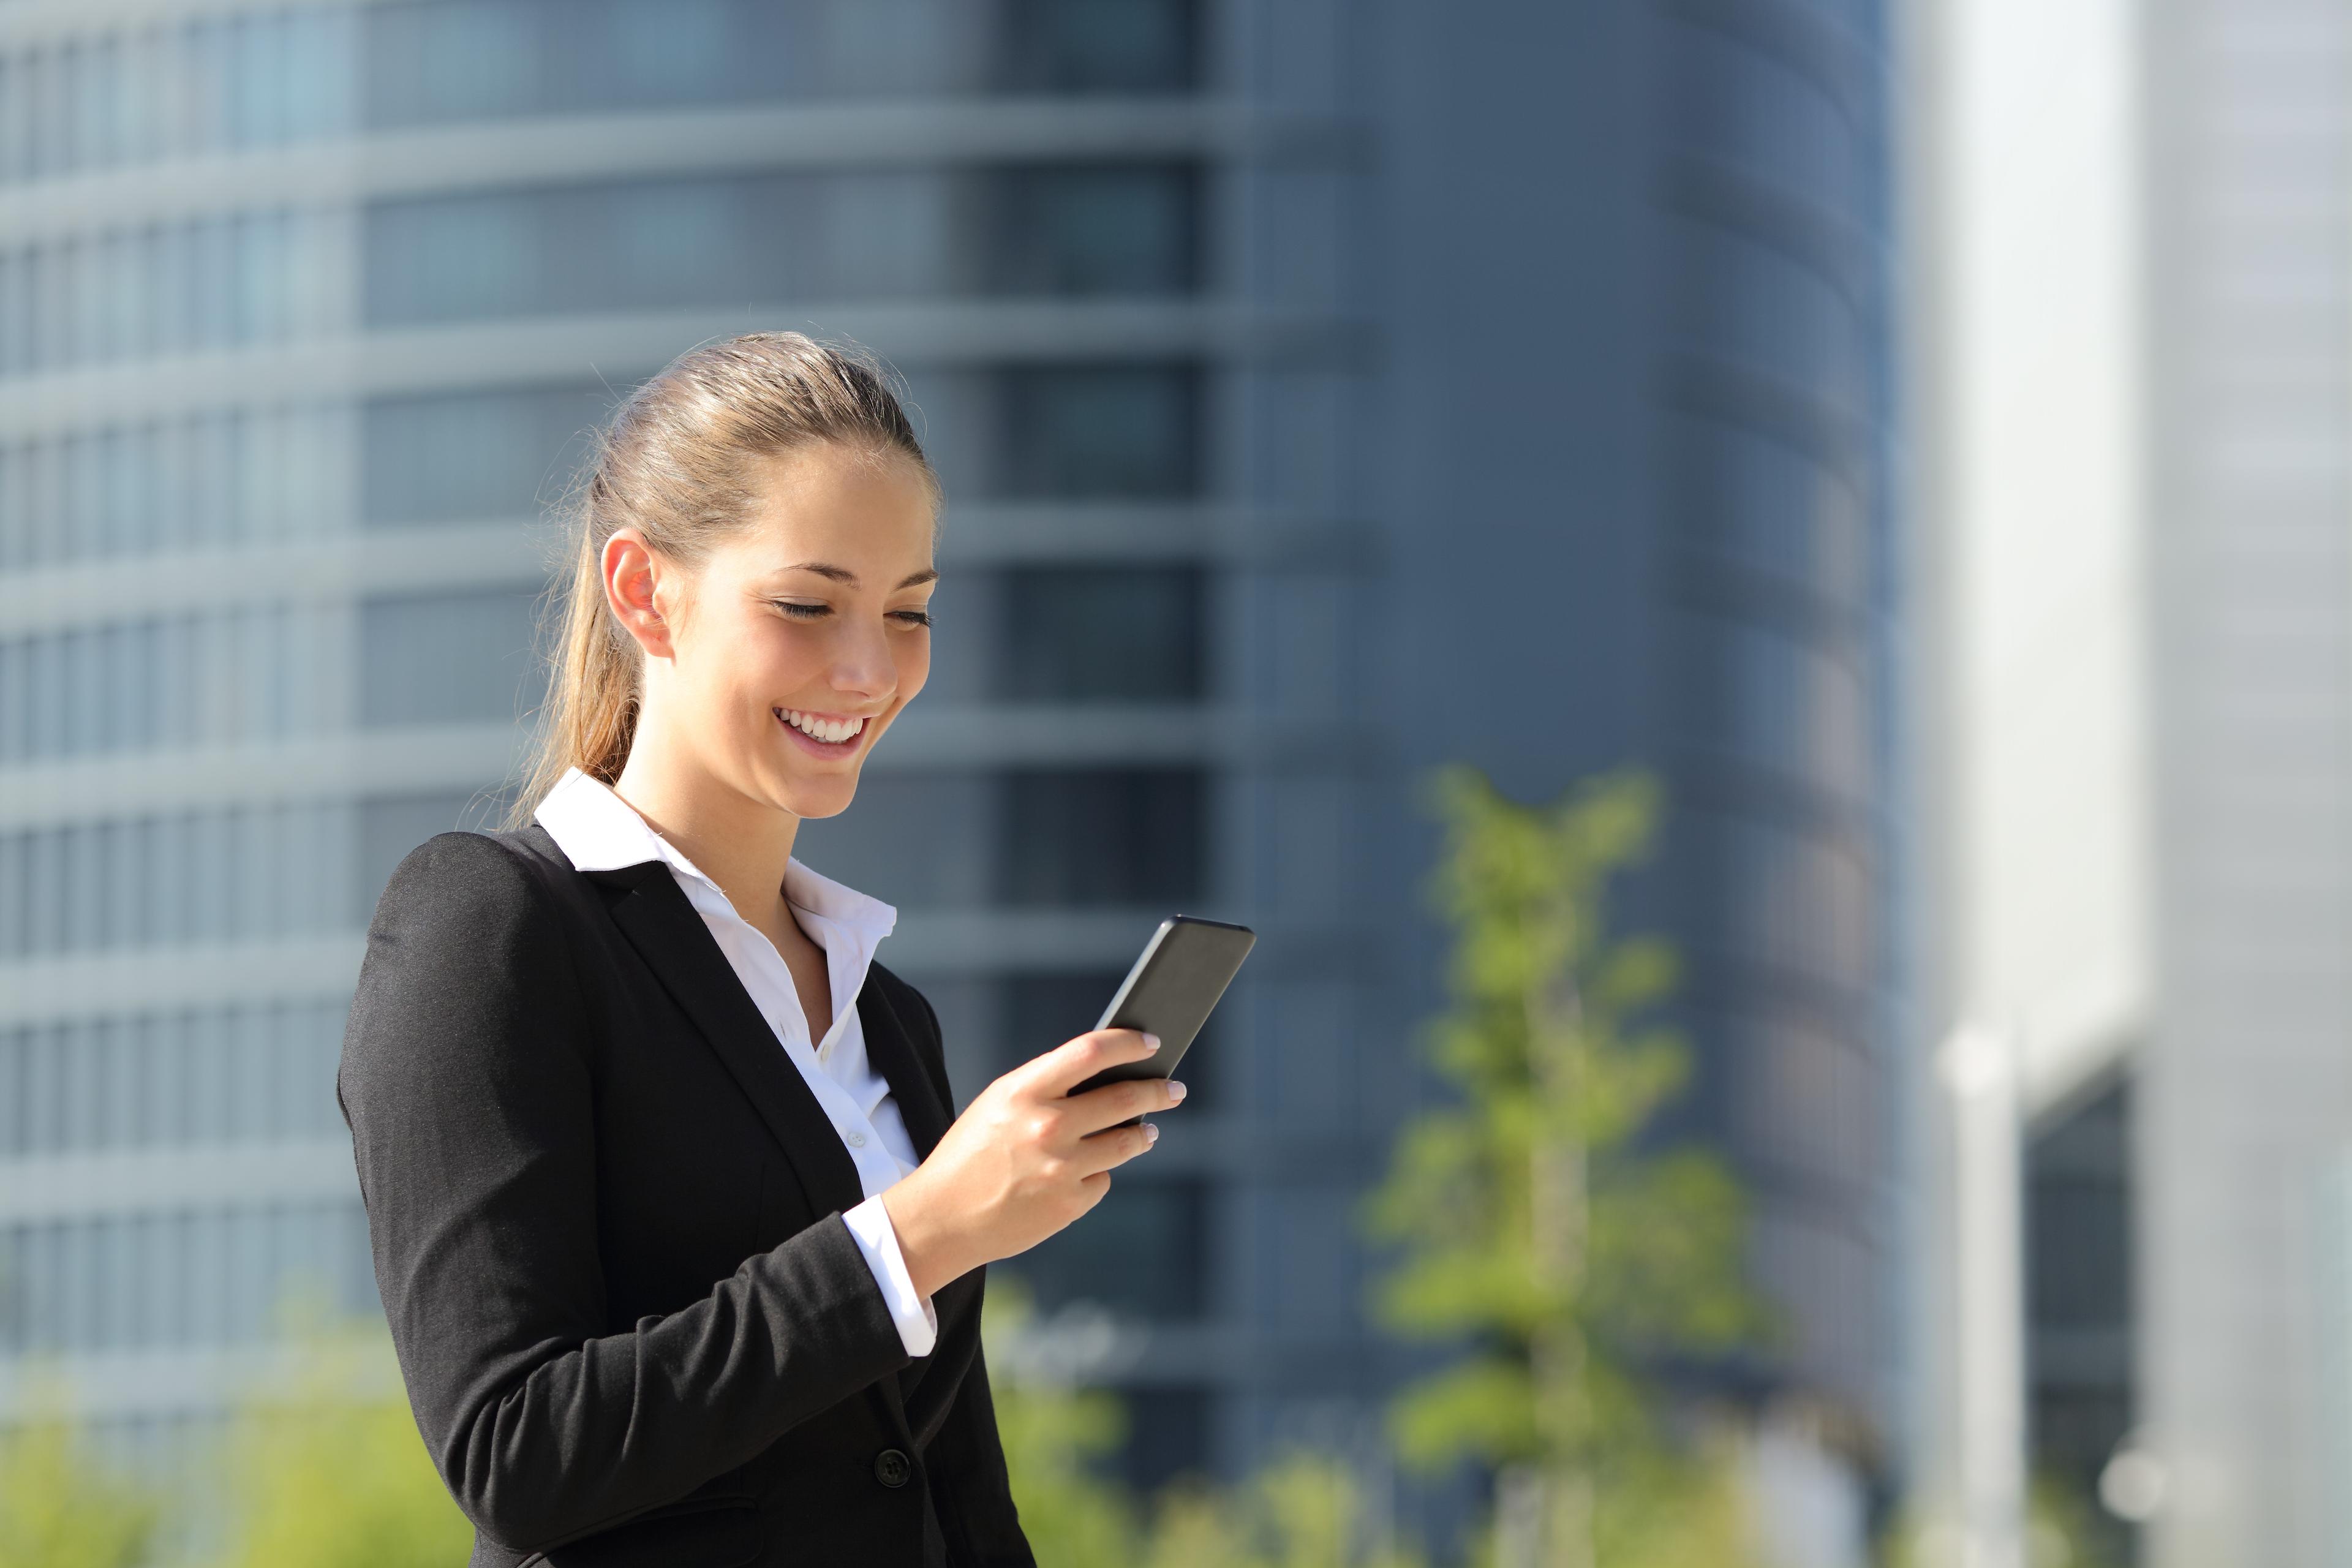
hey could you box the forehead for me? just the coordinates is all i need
[725,443,936,571]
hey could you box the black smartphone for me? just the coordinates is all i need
[1066,914,1256,1124]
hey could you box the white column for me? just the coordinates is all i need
[1940,1022,2025,1568]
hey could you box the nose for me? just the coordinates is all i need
[827,617,895,704]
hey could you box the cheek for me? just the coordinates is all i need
[897,634,932,700]
[704,623,804,715]
[754,619,825,675]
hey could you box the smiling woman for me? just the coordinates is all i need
[336,332,1186,1567]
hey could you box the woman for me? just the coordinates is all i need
[337,332,1185,1567]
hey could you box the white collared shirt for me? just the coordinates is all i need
[533,765,938,1357]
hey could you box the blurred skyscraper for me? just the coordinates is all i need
[1915,1,2352,1564]
[0,0,1895,1546]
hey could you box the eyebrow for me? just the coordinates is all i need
[778,562,938,589]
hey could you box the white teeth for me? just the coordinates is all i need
[781,708,865,745]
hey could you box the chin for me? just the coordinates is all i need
[774,778,858,820]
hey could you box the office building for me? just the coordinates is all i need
[1913,0,2352,1563]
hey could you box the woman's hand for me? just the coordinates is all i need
[879,1028,1185,1299]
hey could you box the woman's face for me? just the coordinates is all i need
[624,440,937,822]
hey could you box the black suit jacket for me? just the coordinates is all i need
[336,824,1034,1568]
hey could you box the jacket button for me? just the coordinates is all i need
[873,1447,911,1488]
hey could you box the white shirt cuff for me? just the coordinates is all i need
[842,1193,938,1359]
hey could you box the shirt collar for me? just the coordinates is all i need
[532,765,898,945]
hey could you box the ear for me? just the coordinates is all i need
[603,529,677,659]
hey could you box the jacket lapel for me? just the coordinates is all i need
[581,854,867,1223]
[853,974,963,1413]
[855,976,954,1160]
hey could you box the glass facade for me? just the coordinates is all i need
[0,0,1199,186]
[1653,0,1894,1421]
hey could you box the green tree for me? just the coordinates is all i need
[984,1279,1144,1566]
[985,1281,1425,1567]
[0,1390,159,1568]
[1361,764,1769,1568]
[204,1317,473,1568]
[1140,1452,1426,1568]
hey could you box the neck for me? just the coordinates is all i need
[610,736,800,929]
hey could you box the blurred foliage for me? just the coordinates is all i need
[2024,1470,2125,1568]
[0,1317,468,1568]
[986,1278,1424,1567]
[0,1285,1423,1568]
[985,1278,1141,1565]
[1136,1455,1425,1568]
[202,1318,473,1568]
[0,1384,159,1568]
[1879,1470,2127,1568]
[1360,763,1773,1566]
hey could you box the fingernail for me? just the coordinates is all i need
[1143,1032,1161,1052]
[1145,1122,1161,1144]
[1167,1080,1188,1102]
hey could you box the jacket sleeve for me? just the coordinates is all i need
[336,831,911,1554]
[905,983,1036,1567]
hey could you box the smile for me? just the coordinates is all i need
[776,707,868,748]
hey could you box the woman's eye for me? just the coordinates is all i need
[775,600,930,628]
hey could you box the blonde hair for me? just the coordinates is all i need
[503,331,938,831]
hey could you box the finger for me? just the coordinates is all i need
[1062,1075,1181,1137]
[1069,1121,1157,1177]
[1021,1027,1158,1096]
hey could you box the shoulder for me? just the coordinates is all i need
[368,827,571,939]
[344,831,591,1090]
[355,829,585,1006]
[341,831,598,1144]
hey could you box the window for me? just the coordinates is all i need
[788,769,1211,911]
[995,0,1201,94]
[0,601,343,761]
[359,589,546,728]
[0,801,358,957]
[1000,364,1201,498]
[1698,812,1872,995]
[983,164,1200,296]
[0,12,360,189]
[365,0,798,127]
[363,164,1197,327]
[1000,767,1205,905]
[0,214,339,377]
[1003,566,1204,703]
[1704,618,1869,801]
[0,1200,372,1354]
[0,1001,349,1157]
[363,386,612,526]
[1114,1389,1212,1493]
[362,0,1200,127]
[1000,1175,1207,1320]
[789,774,998,909]
[1672,417,1869,606]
